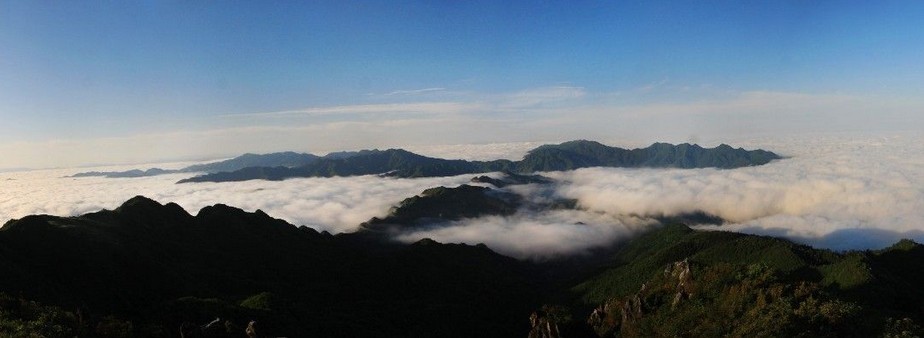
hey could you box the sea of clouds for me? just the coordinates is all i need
[2,132,923,259]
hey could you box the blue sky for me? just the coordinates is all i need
[1,1,923,168]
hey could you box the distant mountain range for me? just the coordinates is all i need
[70,151,320,178]
[518,140,779,171]
[0,167,33,174]
[178,140,781,183]
[2,195,923,337]
[178,148,511,183]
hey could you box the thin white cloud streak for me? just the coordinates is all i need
[617,91,862,118]
[222,85,586,119]
[499,86,587,109]
[219,102,481,118]
[635,78,670,93]
[382,88,447,96]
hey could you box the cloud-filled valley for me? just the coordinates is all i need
[396,132,924,257]
[546,138,924,251]
[0,169,475,234]
[2,132,923,259]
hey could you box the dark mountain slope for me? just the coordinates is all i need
[361,173,578,233]
[362,184,522,231]
[515,140,627,172]
[179,149,515,183]
[515,140,780,172]
[471,171,553,187]
[183,151,320,173]
[5,196,922,337]
[0,196,541,337]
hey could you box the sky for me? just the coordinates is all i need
[2,1,924,169]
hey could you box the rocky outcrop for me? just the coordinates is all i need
[528,305,574,338]
[665,259,693,309]
[528,311,562,338]
[179,317,243,338]
[587,259,694,336]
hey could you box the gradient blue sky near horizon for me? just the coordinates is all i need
[2,1,923,168]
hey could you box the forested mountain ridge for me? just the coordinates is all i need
[179,140,781,183]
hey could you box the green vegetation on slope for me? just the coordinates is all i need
[557,224,924,337]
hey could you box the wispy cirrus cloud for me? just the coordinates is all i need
[382,87,447,96]
[221,86,590,120]
[499,86,586,109]
[219,101,483,119]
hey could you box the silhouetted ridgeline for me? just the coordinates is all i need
[361,184,523,232]
[178,140,781,183]
[361,175,579,233]
[0,196,539,337]
[2,196,924,337]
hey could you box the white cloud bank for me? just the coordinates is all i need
[395,132,924,257]
[397,210,656,260]
[0,168,474,234]
[2,133,924,258]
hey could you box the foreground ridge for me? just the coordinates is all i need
[3,197,922,337]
